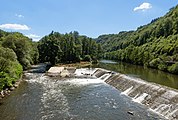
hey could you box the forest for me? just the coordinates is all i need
[0,30,102,91]
[96,5,178,74]
[38,31,102,65]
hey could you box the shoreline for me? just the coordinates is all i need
[0,78,22,100]
[56,61,92,68]
[0,62,92,101]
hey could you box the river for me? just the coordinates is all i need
[0,64,166,120]
[95,60,178,90]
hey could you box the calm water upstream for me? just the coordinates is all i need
[95,60,178,90]
[0,65,165,120]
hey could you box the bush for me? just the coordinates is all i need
[0,47,23,91]
[149,58,162,68]
[83,55,92,62]
[168,62,178,74]
[158,63,168,71]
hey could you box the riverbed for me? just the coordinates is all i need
[0,65,165,120]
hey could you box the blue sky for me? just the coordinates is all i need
[0,0,178,41]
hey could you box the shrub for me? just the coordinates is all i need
[158,63,168,71]
[168,62,178,74]
[149,58,162,68]
[83,55,92,62]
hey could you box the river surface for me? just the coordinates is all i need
[0,65,165,120]
[95,60,178,90]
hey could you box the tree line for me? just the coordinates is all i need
[38,31,102,65]
[96,5,178,74]
[0,30,102,91]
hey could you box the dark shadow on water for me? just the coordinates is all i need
[26,63,51,73]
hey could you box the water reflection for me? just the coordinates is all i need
[95,60,178,89]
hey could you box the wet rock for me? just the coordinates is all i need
[60,69,70,77]
[14,81,20,88]
[3,90,10,95]
[14,84,19,88]
[10,87,15,91]
[127,111,134,116]
[0,91,4,98]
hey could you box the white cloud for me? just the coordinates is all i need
[0,23,30,30]
[26,34,41,41]
[134,2,152,12]
[15,14,24,18]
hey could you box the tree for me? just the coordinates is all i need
[2,32,38,69]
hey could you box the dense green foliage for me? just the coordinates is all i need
[96,5,178,74]
[2,33,39,69]
[38,31,102,65]
[0,31,39,91]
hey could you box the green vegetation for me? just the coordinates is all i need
[96,5,178,74]
[38,31,102,65]
[0,31,38,91]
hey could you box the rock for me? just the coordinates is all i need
[14,84,18,88]
[127,111,134,116]
[0,91,4,98]
[60,69,70,77]
[47,67,66,77]
[10,87,15,91]
[14,81,20,88]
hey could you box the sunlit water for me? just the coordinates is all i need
[0,66,165,120]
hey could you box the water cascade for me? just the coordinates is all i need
[92,68,178,120]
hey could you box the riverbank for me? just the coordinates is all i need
[0,79,22,100]
[0,63,48,101]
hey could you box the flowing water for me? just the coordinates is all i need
[93,60,178,119]
[95,60,178,90]
[0,65,165,120]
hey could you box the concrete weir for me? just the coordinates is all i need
[47,67,75,77]
[92,68,178,120]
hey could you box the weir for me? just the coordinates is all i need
[92,68,178,120]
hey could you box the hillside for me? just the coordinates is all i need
[96,5,178,74]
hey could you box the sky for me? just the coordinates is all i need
[0,0,178,41]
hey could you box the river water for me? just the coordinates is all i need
[0,64,165,120]
[95,60,178,90]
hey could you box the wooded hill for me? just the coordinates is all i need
[96,5,178,74]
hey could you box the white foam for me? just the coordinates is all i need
[121,86,134,96]
[133,93,148,103]
[65,78,104,85]
[98,73,112,81]
[74,68,96,76]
